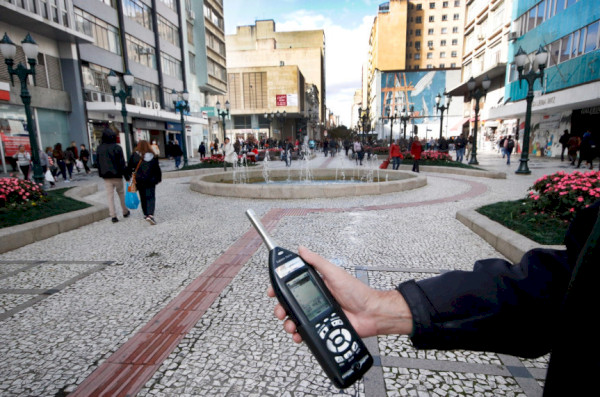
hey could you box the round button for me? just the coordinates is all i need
[341,328,351,341]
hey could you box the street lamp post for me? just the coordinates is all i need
[358,106,370,143]
[216,100,230,142]
[0,32,44,185]
[514,45,548,175]
[107,69,135,159]
[466,75,491,165]
[173,89,190,167]
[265,110,286,140]
[435,91,452,140]
[387,108,398,145]
[400,106,413,140]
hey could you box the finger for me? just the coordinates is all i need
[267,286,275,298]
[298,246,349,281]
[274,304,287,320]
[292,332,303,344]
[283,319,297,334]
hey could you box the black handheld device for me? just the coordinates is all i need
[246,209,373,389]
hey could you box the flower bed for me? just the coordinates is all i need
[0,178,46,210]
[529,170,600,220]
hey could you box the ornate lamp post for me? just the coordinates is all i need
[173,89,190,167]
[216,100,230,141]
[358,106,370,143]
[107,69,135,158]
[400,106,413,140]
[387,107,398,145]
[435,91,452,140]
[0,32,44,185]
[265,110,286,140]
[466,75,491,165]
[514,45,548,175]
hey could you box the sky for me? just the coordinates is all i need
[224,0,380,126]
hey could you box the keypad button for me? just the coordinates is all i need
[352,342,359,352]
[331,319,343,327]
[326,339,336,353]
[341,329,352,342]
[344,350,353,360]
[338,341,350,352]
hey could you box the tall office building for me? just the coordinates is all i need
[1,0,227,162]
[366,0,465,141]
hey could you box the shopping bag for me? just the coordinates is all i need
[44,169,55,183]
[379,159,390,169]
[125,184,139,210]
[76,159,83,169]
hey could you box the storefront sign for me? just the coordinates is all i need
[276,94,298,107]
[276,95,287,106]
[201,106,216,117]
[166,122,183,131]
[1,133,30,156]
[134,119,163,130]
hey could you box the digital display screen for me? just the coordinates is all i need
[286,271,330,321]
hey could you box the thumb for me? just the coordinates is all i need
[298,246,348,282]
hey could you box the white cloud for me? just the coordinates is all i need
[277,11,374,126]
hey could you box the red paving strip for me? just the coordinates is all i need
[72,176,487,396]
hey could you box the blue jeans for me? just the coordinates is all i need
[392,156,401,170]
[174,156,181,168]
[456,148,465,162]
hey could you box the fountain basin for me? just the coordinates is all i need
[190,168,426,199]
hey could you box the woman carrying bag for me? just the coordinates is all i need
[127,140,162,225]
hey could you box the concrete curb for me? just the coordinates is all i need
[456,208,565,264]
[397,164,506,179]
[0,184,108,254]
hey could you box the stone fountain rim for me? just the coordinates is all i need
[189,168,427,199]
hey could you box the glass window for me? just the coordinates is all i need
[440,52,446,58]
[566,0,577,8]
[429,2,435,8]
[159,0,175,10]
[584,21,599,53]
[428,28,435,34]
[414,53,421,60]
[441,27,448,34]
[416,29,421,36]
[451,51,457,57]
[189,52,195,74]
[158,15,180,47]
[75,8,121,55]
[429,16,434,22]
[537,0,546,26]
[560,34,572,62]
[440,40,447,46]
[123,0,153,30]
[440,63,445,68]
[427,40,434,47]
[442,15,448,21]
[453,26,459,33]
[416,16,422,23]
[452,39,458,45]
[555,0,566,14]
[416,4,422,10]
[443,1,449,7]
[453,13,460,20]
[547,39,560,67]
[578,27,586,55]
[528,6,538,31]
[161,52,182,79]
[454,0,460,6]
[126,35,156,69]
[427,52,433,59]
[571,30,579,58]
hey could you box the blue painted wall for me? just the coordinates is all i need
[508,0,600,101]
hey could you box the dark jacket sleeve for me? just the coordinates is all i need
[398,249,570,358]
[398,201,600,358]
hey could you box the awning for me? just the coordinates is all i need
[450,117,469,132]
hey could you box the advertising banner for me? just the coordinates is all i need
[1,133,31,156]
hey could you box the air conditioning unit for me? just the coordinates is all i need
[508,31,518,40]
[135,98,142,106]
[91,92,102,102]
[153,101,160,110]
[145,100,153,108]
[187,10,195,20]
[477,34,485,40]
[103,94,114,103]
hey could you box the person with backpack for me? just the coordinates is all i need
[559,130,570,162]
[127,140,162,225]
[504,135,515,165]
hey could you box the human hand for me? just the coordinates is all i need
[267,246,413,344]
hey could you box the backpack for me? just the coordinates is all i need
[507,139,515,150]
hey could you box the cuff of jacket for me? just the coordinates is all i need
[397,280,436,346]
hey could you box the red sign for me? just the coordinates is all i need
[1,133,31,156]
[0,82,9,101]
[276,95,287,106]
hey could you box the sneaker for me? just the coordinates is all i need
[112,217,118,223]
[65,179,71,183]
[146,215,157,225]
[123,211,131,218]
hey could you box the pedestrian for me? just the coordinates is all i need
[567,134,581,165]
[150,140,161,157]
[52,143,69,182]
[223,137,237,171]
[438,136,449,154]
[353,138,364,165]
[267,199,600,397]
[505,135,515,165]
[171,139,183,169]
[577,130,594,169]
[38,148,55,187]
[69,141,80,172]
[466,135,473,161]
[127,140,161,225]
[12,145,31,180]
[389,139,402,170]
[323,139,329,157]
[455,135,466,162]
[79,144,91,174]
[410,132,423,172]
[64,144,76,179]
[559,130,570,161]
[198,141,206,160]
[96,128,131,223]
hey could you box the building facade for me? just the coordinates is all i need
[366,0,465,141]
[448,0,514,148]
[225,20,325,143]
[1,0,92,168]
[1,0,226,166]
[488,0,600,157]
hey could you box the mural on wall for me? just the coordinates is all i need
[521,111,572,157]
[380,71,447,124]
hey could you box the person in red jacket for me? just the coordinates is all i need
[389,139,403,170]
[410,132,423,172]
